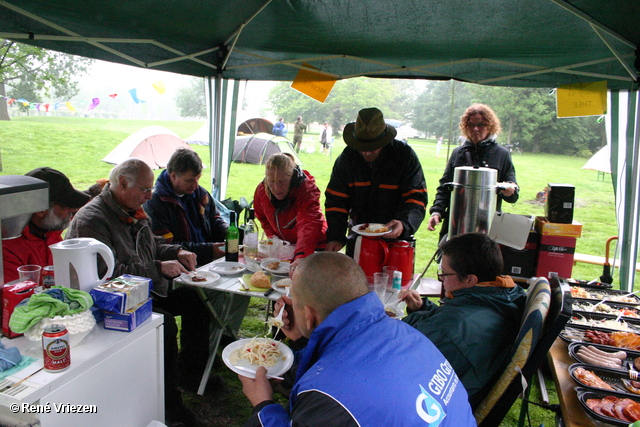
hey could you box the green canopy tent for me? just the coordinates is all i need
[1,0,639,289]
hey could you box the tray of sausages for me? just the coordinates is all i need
[569,286,640,306]
[576,387,640,425]
[569,342,640,372]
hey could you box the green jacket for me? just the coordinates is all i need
[402,281,526,408]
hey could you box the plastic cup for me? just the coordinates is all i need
[18,264,42,286]
[373,272,389,302]
[383,266,398,289]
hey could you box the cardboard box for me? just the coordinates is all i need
[535,216,583,238]
[535,235,576,279]
[2,281,38,338]
[500,230,539,278]
[91,275,151,313]
[103,298,152,332]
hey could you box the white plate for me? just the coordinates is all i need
[222,338,293,379]
[261,258,291,275]
[210,261,247,275]
[179,270,220,286]
[271,278,292,294]
[352,223,393,237]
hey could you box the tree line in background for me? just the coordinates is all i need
[265,79,606,157]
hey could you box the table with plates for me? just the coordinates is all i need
[175,257,417,395]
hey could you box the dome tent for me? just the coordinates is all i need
[232,133,301,165]
[102,126,193,170]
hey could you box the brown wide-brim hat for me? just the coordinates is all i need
[343,107,397,151]
[25,167,91,209]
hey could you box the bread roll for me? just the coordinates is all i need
[274,278,292,288]
[250,271,271,289]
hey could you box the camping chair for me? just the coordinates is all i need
[473,275,572,426]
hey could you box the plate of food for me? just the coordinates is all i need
[573,299,640,319]
[222,337,293,379]
[271,277,292,294]
[384,302,405,319]
[210,261,247,275]
[179,270,220,286]
[575,387,640,426]
[352,223,393,237]
[261,258,291,275]
[561,327,640,351]
[570,286,640,306]
[569,363,640,398]
[569,312,640,334]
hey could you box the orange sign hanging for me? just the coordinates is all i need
[290,63,337,103]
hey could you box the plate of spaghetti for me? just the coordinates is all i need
[222,337,293,379]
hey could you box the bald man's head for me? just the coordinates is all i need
[292,252,369,321]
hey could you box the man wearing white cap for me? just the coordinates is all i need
[325,107,427,256]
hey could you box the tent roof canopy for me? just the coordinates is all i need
[1,0,638,89]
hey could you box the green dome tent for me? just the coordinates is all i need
[232,133,301,165]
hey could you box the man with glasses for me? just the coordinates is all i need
[67,158,208,426]
[399,232,526,408]
[2,167,90,282]
[427,103,518,241]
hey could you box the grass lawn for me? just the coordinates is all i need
[1,116,637,426]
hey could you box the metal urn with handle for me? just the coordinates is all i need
[49,238,115,292]
[448,166,498,239]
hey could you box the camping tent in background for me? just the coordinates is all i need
[102,125,193,169]
[233,133,301,165]
[237,118,273,136]
[582,145,612,179]
[185,122,208,145]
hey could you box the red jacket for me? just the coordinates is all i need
[2,224,63,283]
[254,170,327,260]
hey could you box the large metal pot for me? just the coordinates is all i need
[448,166,497,239]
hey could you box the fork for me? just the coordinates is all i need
[630,367,639,380]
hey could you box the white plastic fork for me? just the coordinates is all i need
[630,367,639,381]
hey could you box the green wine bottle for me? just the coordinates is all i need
[225,211,239,262]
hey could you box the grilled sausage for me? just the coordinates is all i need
[577,347,623,368]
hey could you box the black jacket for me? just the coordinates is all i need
[325,140,427,248]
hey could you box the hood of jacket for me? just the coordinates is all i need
[446,282,526,323]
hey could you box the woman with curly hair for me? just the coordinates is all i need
[427,103,519,240]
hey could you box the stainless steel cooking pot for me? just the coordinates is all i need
[448,166,497,239]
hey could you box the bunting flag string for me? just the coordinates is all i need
[1,79,166,112]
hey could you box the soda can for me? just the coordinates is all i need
[42,324,70,373]
[42,266,55,289]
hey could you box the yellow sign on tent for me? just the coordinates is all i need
[556,80,607,118]
[290,63,336,103]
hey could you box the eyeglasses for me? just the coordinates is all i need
[135,183,154,194]
[468,122,488,129]
[437,269,457,282]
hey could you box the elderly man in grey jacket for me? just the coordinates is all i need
[67,158,209,426]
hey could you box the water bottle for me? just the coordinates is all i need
[243,208,259,270]
[225,211,239,262]
[392,270,402,291]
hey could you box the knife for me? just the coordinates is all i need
[234,365,284,380]
[238,278,249,291]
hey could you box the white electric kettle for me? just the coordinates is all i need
[49,238,115,292]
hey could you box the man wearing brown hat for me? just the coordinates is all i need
[325,107,427,255]
[2,167,91,283]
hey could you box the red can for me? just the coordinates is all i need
[42,324,70,373]
[42,266,55,289]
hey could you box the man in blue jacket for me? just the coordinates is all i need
[240,252,476,426]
